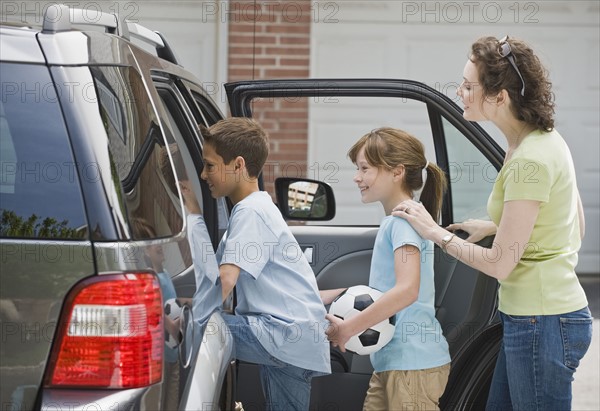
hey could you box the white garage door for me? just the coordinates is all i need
[309,1,599,273]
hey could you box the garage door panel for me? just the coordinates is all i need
[310,97,435,225]
[314,35,395,78]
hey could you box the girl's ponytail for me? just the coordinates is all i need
[419,162,447,222]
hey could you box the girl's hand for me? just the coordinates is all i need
[391,199,439,241]
[447,219,497,243]
[325,313,352,352]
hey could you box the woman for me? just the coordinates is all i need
[393,36,592,410]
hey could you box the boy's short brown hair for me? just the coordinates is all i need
[202,118,269,178]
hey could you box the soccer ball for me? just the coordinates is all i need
[329,285,396,355]
[164,298,182,349]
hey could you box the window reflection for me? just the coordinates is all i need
[91,66,184,240]
[0,63,86,239]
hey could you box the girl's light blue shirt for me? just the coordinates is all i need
[369,216,451,372]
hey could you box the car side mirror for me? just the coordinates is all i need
[275,177,335,221]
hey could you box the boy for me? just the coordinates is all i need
[196,118,330,410]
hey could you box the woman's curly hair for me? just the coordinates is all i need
[470,36,555,131]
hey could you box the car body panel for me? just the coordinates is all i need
[180,312,235,410]
[0,26,45,63]
[37,31,100,66]
[0,241,94,410]
[40,386,160,410]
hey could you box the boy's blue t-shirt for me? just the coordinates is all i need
[216,191,331,374]
[369,216,451,372]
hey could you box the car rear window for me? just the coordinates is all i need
[0,63,87,239]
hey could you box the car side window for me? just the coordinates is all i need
[0,63,86,239]
[442,117,498,222]
[90,66,184,239]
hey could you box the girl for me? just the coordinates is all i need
[393,36,592,410]
[323,127,451,410]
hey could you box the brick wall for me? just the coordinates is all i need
[227,0,311,194]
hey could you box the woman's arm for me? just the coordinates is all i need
[393,199,540,281]
[326,245,420,351]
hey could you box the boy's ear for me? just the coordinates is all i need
[233,156,245,171]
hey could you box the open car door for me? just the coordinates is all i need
[226,79,505,410]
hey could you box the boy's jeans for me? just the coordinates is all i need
[486,307,593,411]
[223,314,323,411]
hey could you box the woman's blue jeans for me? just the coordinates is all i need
[486,307,593,411]
[223,314,323,411]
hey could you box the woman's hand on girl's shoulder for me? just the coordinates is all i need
[391,199,439,240]
[447,219,497,243]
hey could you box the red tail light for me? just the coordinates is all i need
[45,273,163,388]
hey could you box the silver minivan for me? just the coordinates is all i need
[1,6,234,409]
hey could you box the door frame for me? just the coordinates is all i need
[225,78,506,410]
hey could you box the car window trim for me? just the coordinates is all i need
[427,104,453,226]
[178,78,225,126]
[121,123,162,193]
[224,79,505,226]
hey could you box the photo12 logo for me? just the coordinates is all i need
[399,1,540,24]
[199,1,340,24]
[1,2,140,24]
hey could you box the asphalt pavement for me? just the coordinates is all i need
[572,275,600,411]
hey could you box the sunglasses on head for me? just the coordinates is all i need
[498,35,525,97]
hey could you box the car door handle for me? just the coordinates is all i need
[179,304,194,369]
[301,246,314,264]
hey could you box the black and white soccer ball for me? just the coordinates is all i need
[329,285,396,355]
[164,298,182,349]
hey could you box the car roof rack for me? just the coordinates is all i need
[42,4,179,65]
[126,23,180,65]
